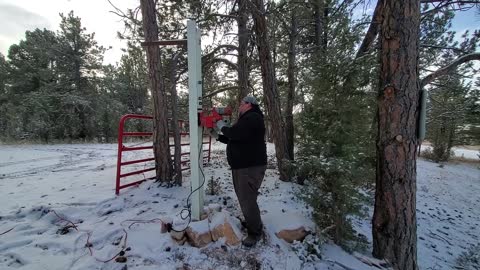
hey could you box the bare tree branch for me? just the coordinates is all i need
[421,52,480,88]
[203,86,239,98]
[107,0,127,17]
[202,44,239,60]
[205,58,238,71]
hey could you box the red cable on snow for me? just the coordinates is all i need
[50,210,79,231]
[93,229,128,263]
[49,210,165,263]
[49,209,122,262]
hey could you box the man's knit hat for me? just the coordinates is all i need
[242,96,258,105]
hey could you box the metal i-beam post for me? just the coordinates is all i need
[187,20,204,221]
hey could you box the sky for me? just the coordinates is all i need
[0,0,479,66]
[0,0,137,64]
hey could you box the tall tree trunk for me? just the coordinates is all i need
[74,57,88,140]
[372,1,420,269]
[250,0,291,180]
[322,3,328,52]
[313,0,328,54]
[169,53,182,185]
[314,0,324,50]
[140,0,172,182]
[237,0,250,107]
[286,7,297,161]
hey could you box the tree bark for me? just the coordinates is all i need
[237,0,250,107]
[286,7,298,161]
[140,0,172,182]
[372,1,420,269]
[314,0,326,52]
[250,0,291,180]
[169,53,182,185]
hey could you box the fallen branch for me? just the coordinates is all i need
[320,224,336,234]
[353,252,393,269]
[50,210,79,231]
[121,218,166,229]
[0,226,16,236]
[325,259,356,270]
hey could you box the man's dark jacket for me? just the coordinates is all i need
[217,107,267,170]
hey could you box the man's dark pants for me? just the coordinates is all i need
[232,165,267,237]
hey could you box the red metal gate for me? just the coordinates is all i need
[115,114,212,195]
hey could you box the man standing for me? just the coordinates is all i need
[213,96,267,247]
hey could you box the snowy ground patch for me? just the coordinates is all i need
[353,157,480,270]
[1,142,478,269]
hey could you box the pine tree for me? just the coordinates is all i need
[426,74,470,162]
[0,53,10,137]
[4,28,59,140]
[459,79,480,145]
[0,53,6,95]
[116,45,150,115]
[95,64,128,143]
[289,0,376,247]
[418,7,479,160]
[0,12,125,142]
[55,11,106,140]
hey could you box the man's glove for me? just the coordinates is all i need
[216,120,227,131]
[209,128,219,139]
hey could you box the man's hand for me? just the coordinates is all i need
[216,120,227,130]
[209,128,219,139]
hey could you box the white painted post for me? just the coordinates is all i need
[187,20,204,221]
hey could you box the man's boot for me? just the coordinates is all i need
[242,234,261,248]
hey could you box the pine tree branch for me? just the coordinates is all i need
[420,0,480,3]
[208,13,238,19]
[355,0,384,59]
[421,53,480,88]
[331,0,365,18]
[421,0,480,16]
[420,44,469,54]
[356,0,479,50]
[330,0,350,17]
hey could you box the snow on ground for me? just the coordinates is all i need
[353,156,480,269]
[0,142,478,269]
[0,142,377,270]
[421,145,480,161]
[416,159,480,269]
[450,147,479,160]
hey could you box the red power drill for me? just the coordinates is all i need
[200,107,232,128]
